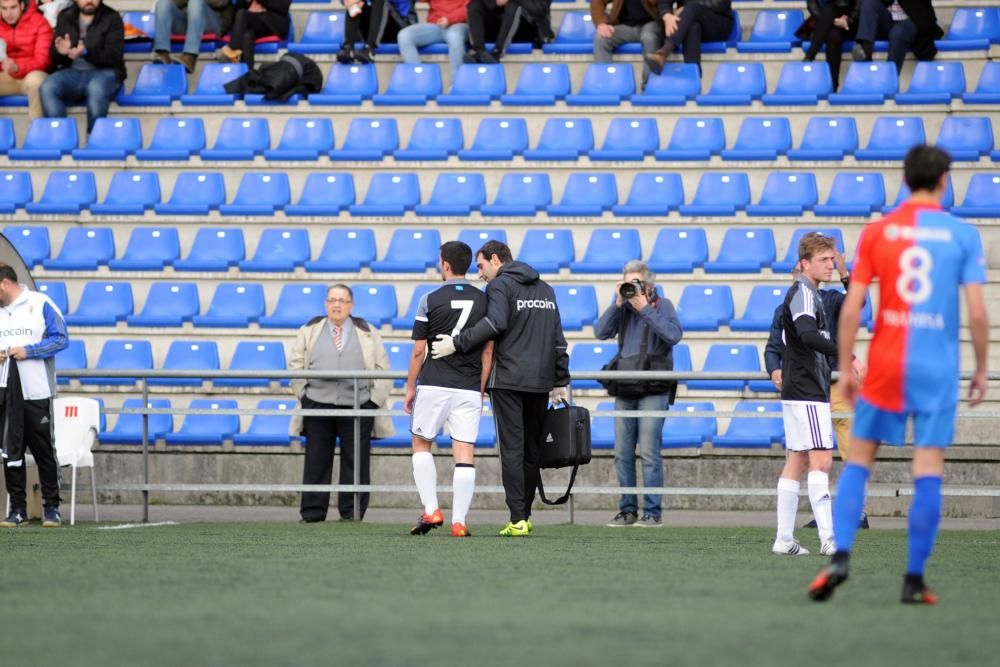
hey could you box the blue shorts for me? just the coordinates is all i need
[852,397,955,447]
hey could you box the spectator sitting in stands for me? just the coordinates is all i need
[464,0,553,64]
[40,0,124,133]
[219,0,290,68]
[851,0,940,72]
[645,0,733,76]
[0,0,52,119]
[802,0,858,91]
[397,0,467,79]
[592,0,662,85]
[337,0,416,65]
[152,0,235,73]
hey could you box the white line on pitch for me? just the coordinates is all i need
[97,521,179,530]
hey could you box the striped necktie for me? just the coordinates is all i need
[333,324,343,352]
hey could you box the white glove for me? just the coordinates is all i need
[430,334,456,359]
[550,386,569,405]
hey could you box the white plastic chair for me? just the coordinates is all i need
[53,396,101,525]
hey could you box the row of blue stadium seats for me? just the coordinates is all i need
[6,113,998,163]
[4,169,995,218]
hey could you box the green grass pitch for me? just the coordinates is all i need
[3,522,999,667]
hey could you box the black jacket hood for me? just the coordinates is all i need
[498,261,540,285]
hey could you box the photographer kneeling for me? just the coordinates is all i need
[595,260,683,527]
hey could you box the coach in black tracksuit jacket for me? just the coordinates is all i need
[431,240,570,525]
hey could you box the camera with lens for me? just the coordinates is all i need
[619,279,645,300]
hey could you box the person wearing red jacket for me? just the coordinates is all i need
[396,0,468,79]
[0,0,52,119]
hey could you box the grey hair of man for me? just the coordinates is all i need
[622,259,655,286]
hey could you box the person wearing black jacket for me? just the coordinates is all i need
[802,0,859,91]
[851,0,942,72]
[220,0,290,68]
[464,0,553,64]
[430,240,570,537]
[39,0,124,133]
[645,0,733,75]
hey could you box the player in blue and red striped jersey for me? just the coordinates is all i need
[809,145,990,604]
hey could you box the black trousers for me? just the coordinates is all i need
[344,0,409,49]
[299,396,375,521]
[230,9,291,68]
[467,0,541,55]
[664,3,733,69]
[2,398,60,512]
[805,3,856,90]
[490,388,548,523]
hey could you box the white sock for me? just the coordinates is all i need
[808,470,834,543]
[776,478,801,543]
[452,465,476,526]
[411,452,438,515]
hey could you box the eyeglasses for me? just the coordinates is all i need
[326,298,353,305]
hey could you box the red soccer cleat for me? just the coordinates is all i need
[410,508,445,535]
[451,522,471,537]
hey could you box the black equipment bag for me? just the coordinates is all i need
[536,401,591,505]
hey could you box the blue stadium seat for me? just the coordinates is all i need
[108,227,180,271]
[391,285,436,329]
[0,119,12,154]
[439,64,506,105]
[672,343,692,383]
[72,118,142,160]
[481,173,551,216]
[590,118,659,161]
[895,61,966,104]
[814,173,885,216]
[25,171,96,214]
[566,63,635,105]
[82,340,153,386]
[3,225,48,265]
[855,116,925,161]
[215,342,287,388]
[731,285,786,332]
[936,7,1000,51]
[963,61,1000,104]
[787,116,858,161]
[220,173,292,216]
[953,174,1000,218]
[8,118,77,160]
[155,172,226,215]
[350,173,420,216]
[631,63,700,105]
[696,63,766,105]
[679,172,750,216]
[232,400,298,446]
[121,12,156,53]
[721,117,792,161]
[371,229,441,272]
[501,63,571,105]
[351,284,397,327]
[655,117,725,161]
[305,227,374,272]
[569,228,641,273]
[37,280,68,314]
[542,11,595,54]
[415,173,486,216]
[936,116,994,161]
[704,228,775,273]
[192,283,266,327]
[117,64,186,106]
[457,229,507,257]
[180,63,248,105]
[613,173,683,216]
[330,118,398,160]
[886,178,954,213]
[773,228,845,273]
[55,339,86,385]
[828,62,898,104]
[372,63,442,105]
[135,118,206,161]
[647,228,707,273]
[762,61,833,105]
[395,118,464,161]
[127,282,200,327]
[746,172,818,216]
[165,399,239,445]
[287,11,345,53]
[379,400,414,447]
[65,282,133,326]
[458,118,528,161]
[239,228,309,271]
[737,9,803,52]
[174,228,245,272]
[43,227,115,270]
[260,283,327,328]
[662,402,717,448]
[286,172,356,216]
[677,285,734,331]
[385,343,413,389]
[0,171,32,213]
[589,401,615,449]
[99,399,173,445]
[311,64,378,105]
[688,344,760,392]
[201,118,270,161]
[92,172,161,216]
[548,173,618,216]
[553,285,598,331]
[516,229,574,273]
[712,401,784,448]
[569,342,617,390]
[524,118,594,161]
[264,118,334,161]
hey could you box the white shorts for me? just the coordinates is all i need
[411,386,483,445]
[781,400,834,452]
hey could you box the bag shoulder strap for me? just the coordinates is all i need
[536,463,579,506]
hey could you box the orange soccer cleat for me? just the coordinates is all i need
[410,508,445,535]
[451,523,471,538]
